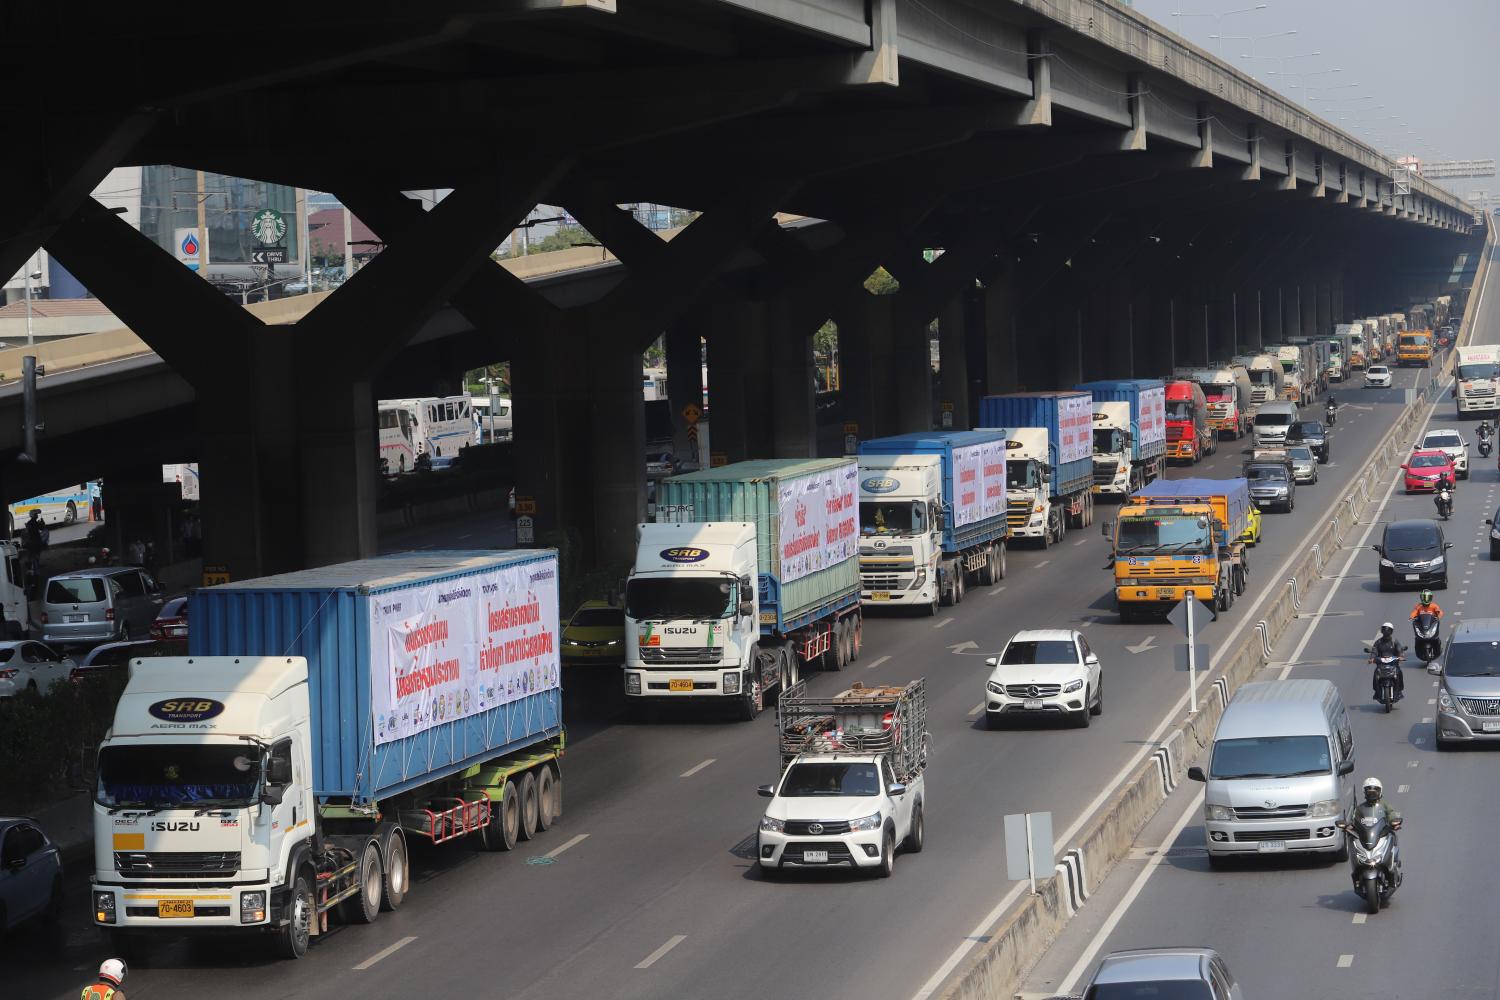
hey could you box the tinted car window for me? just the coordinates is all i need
[1409,454,1449,469]
[1385,524,1439,552]
[570,607,623,628]
[1086,984,1213,1000]
[116,572,146,598]
[47,578,105,604]
[1424,433,1463,449]
[1444,640,1500,678]
[1001,640,1080,664]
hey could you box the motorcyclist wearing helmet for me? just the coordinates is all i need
[1342,778,1403,887]
[81,958,127,999]
[1370,622,1407,701]
[1480,420,1493,442]
[1410,590,1444,621]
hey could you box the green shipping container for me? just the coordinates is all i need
[656,459,861,634]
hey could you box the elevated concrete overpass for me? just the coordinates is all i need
[4,0,1477,580]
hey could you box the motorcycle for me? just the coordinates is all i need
[1480,435,1493,459]
[1372,653,1402,712]
[1435,487,1453,520]
[1413,612,1442,664]
[1338,806,1402,915]
[1325,403,1337,426]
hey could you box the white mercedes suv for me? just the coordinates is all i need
[983,629,1102,729]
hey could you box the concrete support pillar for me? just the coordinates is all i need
[511,322,590,550]
[1182,286,1210,367]
[1330,277,1345,326]
[706,299,772,463]
[1052,303,1085,388]
[1263,287,1284,343]
[837,293,895,444]
[1238,288,1263,351]
[768,298,817,458]
[892,305,934,433]
[1211,290,1238,361]
[1315,279,1333,334]
[664,321,703,466]
[1299,284,1317,339]
[937,296,969,430]
[961,285,989,422]
[296,364,380,568]
[101,465,178,573]
[587,325,646,566]
[979,273,1020,397]
[1104,275,1136,379]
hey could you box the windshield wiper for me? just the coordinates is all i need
[192,799,250,815]
[1221,771,1280,779]
[105,801,168,815]
[1279,768,1332,777]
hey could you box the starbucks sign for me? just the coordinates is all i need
[250,208,287,246]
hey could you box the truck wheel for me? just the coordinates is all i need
[518,771,540,841]
[954,567,966,603]
[380,830,408,911]
[996,543,1007,580]
[480,783,521,851]
[977,548,994,586]
[274,871,314,958]
[850,615,862,661]
[343,841,383,924]
[878,829,896,878]
[940,563,956,604]
[903,803,925,853]
[737,679,763,722]
[536,765,557,831]
[833,623,849,671]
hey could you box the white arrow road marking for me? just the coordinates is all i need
[948,641,980,654]
[1126,635,1158,654]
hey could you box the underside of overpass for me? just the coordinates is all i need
[2,0,1479,580]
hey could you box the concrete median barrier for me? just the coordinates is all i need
[939,267,1480,1000]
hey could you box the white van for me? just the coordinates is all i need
[1252,401,1299,447]
[1187,679,1354,867]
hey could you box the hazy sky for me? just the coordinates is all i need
[1129,0,1498,202]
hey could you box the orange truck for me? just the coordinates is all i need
[1164,380,1215,463]
[1397,330,1434,368]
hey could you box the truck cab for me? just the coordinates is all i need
[998,428,1052,540]
[1188,366,1255,440]
[1398,331,1434,367]
[92,657,316,946]
[1164,381,1214,463]
[624,522,765,711]
[1091,402,1135,495]
[857,456,941,610]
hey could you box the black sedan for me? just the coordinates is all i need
[1287,420,1330,463]
[1374,518,1451,591]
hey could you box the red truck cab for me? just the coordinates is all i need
[1165,380,1214,463]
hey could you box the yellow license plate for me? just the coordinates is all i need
[870,592,890,601]
[158,899,195,918]
[668,678,694,692]
[1156,587,1176,599]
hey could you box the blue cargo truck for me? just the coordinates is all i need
[91,551,565,959]
[856,431,1009,612]
[626,459,863,719]
[978,391,1098,545]
[1074,379,1168,497]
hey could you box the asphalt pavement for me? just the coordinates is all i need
[0,326,1462,1000]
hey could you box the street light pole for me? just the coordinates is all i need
[1170,4,1268,55]
[23,255,36,348]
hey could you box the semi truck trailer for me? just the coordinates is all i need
[1074,379,1167,497]
[91,551,566,959]
[857,431,1009,613]
[627,459,863,720]
[979,391,1097,546]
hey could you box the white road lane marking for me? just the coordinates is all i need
[934,618,955,629]
[1397,785,1410,794]
[1428,698,1437,705]
[1074,537,1089,546]
[1057,791,1205,993]
[1414,737,1426,746]
[865,654,892,670]
[1337,955,1354,968]
[968,701,984,716]
[1408,760,1419,768]
[680,759,716,778]
[635,934,687,969]
[1422,717,1433,723]
[540,833,590,858]
[1352,914,1367,925]
[990,585,1008,596]
[1036,560,1051,568]
[353,936,418,970]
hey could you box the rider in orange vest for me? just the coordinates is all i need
[81,959,127,1000]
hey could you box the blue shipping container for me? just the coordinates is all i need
[1073,379,1168,463]
[857,431,1009,553]
[977,392,1095,499]
[190,550,562,805]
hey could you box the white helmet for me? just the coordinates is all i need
[99,959,127,985]
[1362,777,1383,800]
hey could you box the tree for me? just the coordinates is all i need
[864,266,899,294]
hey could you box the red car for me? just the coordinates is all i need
[1403,450,1456,493]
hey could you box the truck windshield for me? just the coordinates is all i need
[1248,370,1277,385]
[780,762,881,796]
[96,744,261,808]
[1459,363,1499,380]
[1093,429,1124,454]
[1165,401,1194,421]
[1116,517,1211,555]
[1201,386,1231,402]
[1006,460,1039,490]
[626,577,732,621]
[1209,735,1330,779]
[861,501,926,535]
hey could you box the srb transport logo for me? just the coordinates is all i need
[861,477,900,494]
[659,547,709,563]
[148,698,226,722]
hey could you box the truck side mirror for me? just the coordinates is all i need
[267,755,292,786]
[1186,766,1207,782]
[738,600,754,618]
[886,782,907,797]
[260,785,285,806]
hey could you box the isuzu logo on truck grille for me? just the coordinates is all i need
[148,699,225,722]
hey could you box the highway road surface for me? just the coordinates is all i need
[3,266,1487,999]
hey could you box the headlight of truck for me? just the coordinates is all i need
[1062,678,1084,693]
[240,890,266,924]
[848,813,882,832]
[624,672,642,695]
[94,890,116,924]
[986,680,1004,695]
[722,671,741,695]
[760,816,785,833]
[910,569,928,589]
[1117,577,1140,587]
[1309,798,1342,819]
[1204,804,1234,821]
